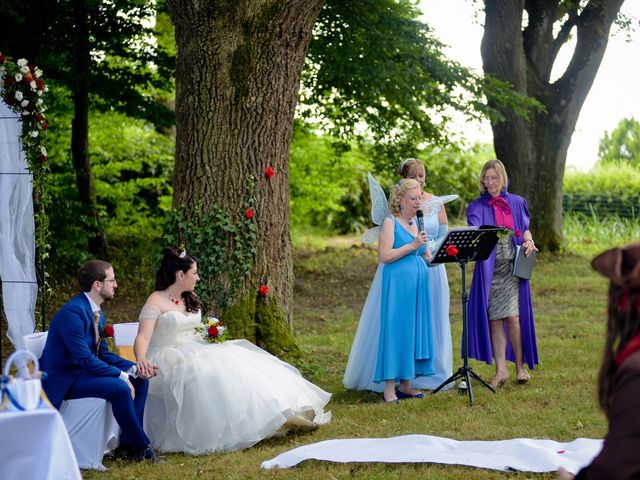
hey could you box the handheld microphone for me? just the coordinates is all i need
[416,209,424,233]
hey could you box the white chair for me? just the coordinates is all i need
[113,322,139,362]
[22,332,120,471]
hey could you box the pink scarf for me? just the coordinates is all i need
[488,196,515,231]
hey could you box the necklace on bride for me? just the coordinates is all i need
[166,291,182,305]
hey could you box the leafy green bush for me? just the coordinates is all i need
[46,106,174,275]
[563,162,640,196]
[289,123,494,232]
[290,124,372,233]
[597,117,640,167]
[563,163,640,218]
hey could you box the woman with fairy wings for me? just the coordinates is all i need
[343,162,458,394]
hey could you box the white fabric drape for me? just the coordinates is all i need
[0,100,37,347]
[261,434,603,474]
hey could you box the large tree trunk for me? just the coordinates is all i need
[481,0,624,251]
[167,0,325,354]
[71,0,107,259]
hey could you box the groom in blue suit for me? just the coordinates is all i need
[40,260,159,462]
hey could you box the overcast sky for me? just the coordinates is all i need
[419,1,640,171]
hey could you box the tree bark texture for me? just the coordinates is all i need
[167,0,325,341]
[71,0,107,259]
[482,0,624,251]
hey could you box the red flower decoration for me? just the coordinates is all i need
[37,155,48,163]
[515,230,522,238]
[41,120,49,130]
[23,72,34,83]
[36,114,44,122]
[245,208,254,219]
[258,285,269,297]
[445,244,459,257]
[36,79,45,90]
[207,325,219,337]
[264,166,275,179]
[0,53,5,63]
[3,77,14,88]
[103,324,115,338]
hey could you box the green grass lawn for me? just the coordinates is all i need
[82,237,612,480]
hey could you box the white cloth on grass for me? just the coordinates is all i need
[261,434,602,474]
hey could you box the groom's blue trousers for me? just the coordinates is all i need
[65,374,150,450]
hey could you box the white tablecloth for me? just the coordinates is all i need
[0,407,82,480]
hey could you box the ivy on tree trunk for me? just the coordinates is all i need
[167,0,326,353]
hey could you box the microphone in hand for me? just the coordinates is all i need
[416,209,424,233]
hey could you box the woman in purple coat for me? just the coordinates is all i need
[467,160,539,388]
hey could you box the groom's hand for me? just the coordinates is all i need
[136,359,159,379]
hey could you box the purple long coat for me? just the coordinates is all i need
[466,190,539,369]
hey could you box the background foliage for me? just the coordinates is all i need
[597,116,640,167]
[45,83,173,275]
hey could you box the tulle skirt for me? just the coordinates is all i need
[145,339,331,455]
[343,263,453,392]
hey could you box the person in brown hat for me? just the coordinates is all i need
[559,242,640,479]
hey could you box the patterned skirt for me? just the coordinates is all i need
[488,241,519,320]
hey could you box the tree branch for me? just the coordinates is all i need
[546,2,580,79]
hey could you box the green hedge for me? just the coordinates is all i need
[563,163,640,218]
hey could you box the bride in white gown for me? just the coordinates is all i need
[133,247,331,455]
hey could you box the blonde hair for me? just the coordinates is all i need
[479,159,508,194]
[389,179,421,215]
[398,158,425,180]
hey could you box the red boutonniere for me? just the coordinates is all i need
[515,230,522,238]
[445,244,459,257]
[258,285,269,297]
[103,324,115,338]
[264,166,275,179]
[245,208,254,219]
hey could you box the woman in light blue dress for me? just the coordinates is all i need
[375,179,435,402]
[343,162,456,394]
[399,158,455,390]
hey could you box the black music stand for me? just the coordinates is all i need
[430,226,502,404]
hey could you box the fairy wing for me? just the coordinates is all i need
[421,194,459,216]
[362,226,381,245]
[362,173,389,245]
[368,172,389,226]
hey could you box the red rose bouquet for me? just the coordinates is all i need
[195,316,226,343]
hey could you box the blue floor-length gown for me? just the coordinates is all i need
[412,205,453,389]
[344,199,456,392]
[374,217,435,383]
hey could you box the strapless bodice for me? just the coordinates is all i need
[147,310,202,356]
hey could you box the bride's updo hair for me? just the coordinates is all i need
[155,246,202,313]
